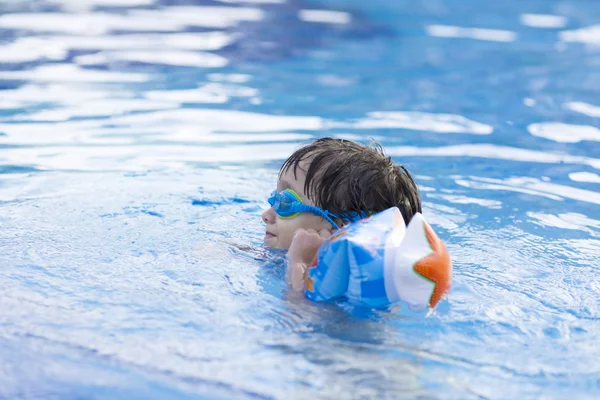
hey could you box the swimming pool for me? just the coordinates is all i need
[1,0,599,398]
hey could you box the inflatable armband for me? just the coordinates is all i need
[305,207,451,310]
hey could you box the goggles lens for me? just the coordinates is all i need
[268,189,300,218]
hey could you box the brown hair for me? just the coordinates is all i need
[280,138,422,224]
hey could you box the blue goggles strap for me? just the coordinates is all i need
[294,203,341,230]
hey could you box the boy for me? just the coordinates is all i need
[261,138,422,290]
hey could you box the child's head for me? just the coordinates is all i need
[262,138,421,248]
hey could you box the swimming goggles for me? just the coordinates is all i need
[267,189,368,230]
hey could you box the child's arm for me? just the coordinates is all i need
[285,228,331,291]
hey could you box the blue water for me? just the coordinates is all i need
[1,0,599,398]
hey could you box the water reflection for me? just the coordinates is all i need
[565,101,600,118]
[560,24,600,44]
[298,9,351,25]
[528,122,600,143]
[386,144,600,170]
[569,171,600,183]
[337,111,493,134]
[0,64,150,82]
[455,176,600,205]
[426,25,517,42]
[520,14,567,29]
[527,212,600,234]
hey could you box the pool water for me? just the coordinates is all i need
[1,0,599,398]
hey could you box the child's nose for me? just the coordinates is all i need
[262,207,276,224]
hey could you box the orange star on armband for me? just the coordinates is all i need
[305,252,319,293]
[306,275,315,293]
[413,222,452,308]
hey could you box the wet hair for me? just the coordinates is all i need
[280,137,422,224]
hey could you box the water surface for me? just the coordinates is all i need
[1,0,599,398]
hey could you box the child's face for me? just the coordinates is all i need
[261,161,332,249]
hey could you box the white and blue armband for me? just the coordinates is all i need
[305,207,452,311]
